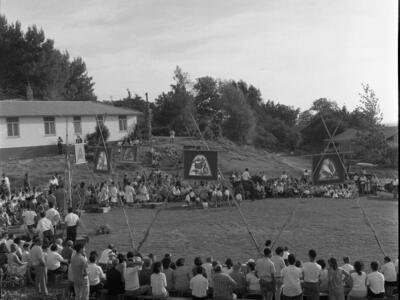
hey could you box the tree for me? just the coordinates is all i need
[219,81,255,144]
[0,15,96,101]
[86,123,110,147]
[356,83,383,129]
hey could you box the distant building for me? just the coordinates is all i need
[0,100,140,160]
[325,126,398,152]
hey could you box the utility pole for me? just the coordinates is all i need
[145,92,152,141]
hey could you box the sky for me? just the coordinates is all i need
[2,0,398,123]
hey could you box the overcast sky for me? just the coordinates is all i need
[2,0,398,123]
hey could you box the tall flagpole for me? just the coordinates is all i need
[65,117,72,210]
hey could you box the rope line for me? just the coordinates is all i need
[271,197,300,249]
[356,197,387,257]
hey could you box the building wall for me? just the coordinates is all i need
[0,115,137,149]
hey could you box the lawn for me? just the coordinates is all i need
[80,196,398,269]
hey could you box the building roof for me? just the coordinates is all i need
[326,126,398,142]
[0,99,141,117]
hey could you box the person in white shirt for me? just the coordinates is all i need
[281,254,303,300]
[255,247,276,300]
[55,238,63,254]
[36,212,54,242]
[88,254,106,298]
[246,261,261,295]
[380,257,397,298]
[366,261,385,299]
[150,261,168,297]
[124,182,136,205]
[98,244,115,268]
[190,266,209,299]
[302,249,322,300]
[283,247,290,265]
[47,244,68,272]
[340,257,354,273]
[242,169,251,181]
[45,202,61,230]
[64,207,80,243]
[22,204,37,237]
[271,247,286,300]
[124,252,149,296]
[1,173,10,196]
[348,261,367,300]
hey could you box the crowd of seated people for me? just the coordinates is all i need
[0,232,398,300]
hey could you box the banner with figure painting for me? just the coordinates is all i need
[94,147,112,173]
[183,150,218,180]
[118,145,138,163]
[74,143,87,164]
[312,153,345,185]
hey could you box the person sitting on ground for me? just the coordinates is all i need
[105,258,125,298]
[190,265,209,300]
[173,257,192,296]
[367,261,385,299]
[328,257,350,300]
[47,243,68,274]
[150,261,168,297]
[380,256,397,298]
[230,262,246,298]
[139,257,153,287]
[347,260,367,300]
[162,256,174,293]
[124,252,149,296]
[213,264,237,300]
[7,243,27,276]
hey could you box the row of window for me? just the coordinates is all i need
[6,116,128,137]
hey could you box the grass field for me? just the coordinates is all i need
[80,196,398,269]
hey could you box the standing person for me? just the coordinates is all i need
[317,259,329,294]
[36,212,54,242]
[71,243,89,300]
[202,257,214,292]
[380,257,397,298]
[328,257,350,300]
[281,254,303,300]
[255,247,276,300]
[367,261,385,299]
[213,264,237,300]
[65,207,80,243]
[57,137,63,154]
[190,266,209,300]
[1,173,10,196]
[30,236,48,296]
[169,130,175,144]
[392,177,398,199]
[271,247,286,300]
[347,261,367,300]
[45,202,61,232]
[22,203,37,237]
[151,261,168,297]
[124,182,136,205]
[302,249,321,300]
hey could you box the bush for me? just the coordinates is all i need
[86,124,110,147]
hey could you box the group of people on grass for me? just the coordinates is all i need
[0,232,398,300]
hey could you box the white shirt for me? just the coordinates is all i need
[36,217,53,233]
[246,272,260,292]
[151,273,168,296]
[350,272,367,293]
[283,251,290,260]
[341,263,354,273]
[45,208,60,226]
[281,265,303,297]
[366,271,385,294]
[46,251,64,271]
[302,261,321,283]
[381,262,397,282]
[242,171,250,181]
[65,212,79,227]
[201,262,213,287]
[88,263,105,286]
[271,255,286,277]
[22,210,37,226]
[98,249,112,264]
[190,274,209,297]
[124,265,141,291]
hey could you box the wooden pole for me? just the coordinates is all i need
[145,93,152,141]
[66,117,72,209]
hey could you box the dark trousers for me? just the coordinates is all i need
[282,294,303,300]
[66,225,77,243]
[43,229,54,243]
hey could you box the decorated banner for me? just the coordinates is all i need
[119,145,138,163]
[183,150,218,180]
[74,143,87,164]
[94,147,112,173]
[312,153,345,185]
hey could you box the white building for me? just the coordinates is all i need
[0,100,140,159]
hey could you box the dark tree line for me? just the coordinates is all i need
[0,15,96,101]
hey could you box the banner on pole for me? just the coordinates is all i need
[94,147,112,173]
[74,143,87,164]
[118,145,138,163]
[183,150,218,180]
[312,153,345,185]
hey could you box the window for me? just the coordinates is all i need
[44,117,56,135]
[119,115,127,131]
[6,117,19,137]
[73,116,82,134]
